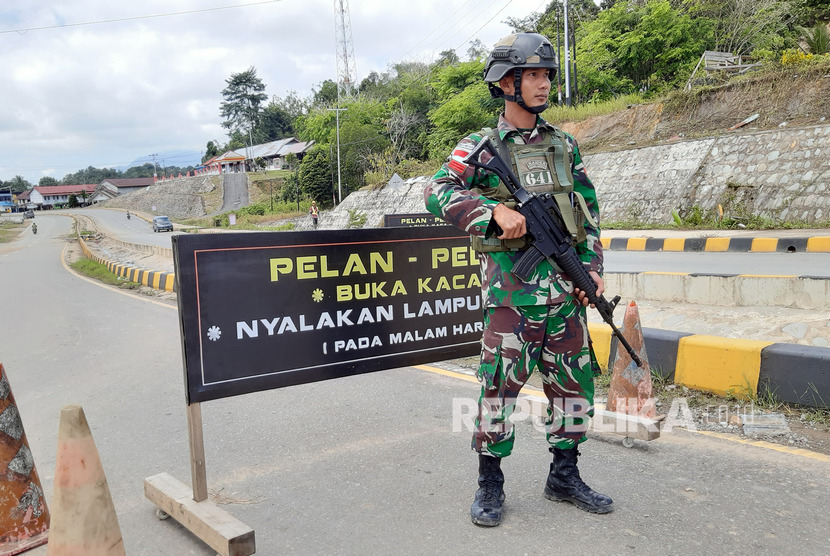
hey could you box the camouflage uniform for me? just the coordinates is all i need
[424,114,603,455]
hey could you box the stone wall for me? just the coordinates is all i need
[104,175,221,219]
[586,124,830,224]
[291,176,433,231]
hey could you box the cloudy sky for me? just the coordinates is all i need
[1,0,549,184]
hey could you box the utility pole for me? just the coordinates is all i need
[563,0,572,106]
[332,0,357,204]
[327,107,347,203]
[570,6,578,105]
[247,129,253,172]
[149,154,158,179]
[556,5,562,106]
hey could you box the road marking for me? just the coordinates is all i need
[414,363,830,463]
[692,430,830,463]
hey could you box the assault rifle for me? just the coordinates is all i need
[462,135,643,367]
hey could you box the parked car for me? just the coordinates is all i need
[152,215,174,232]
[23,210,34,219]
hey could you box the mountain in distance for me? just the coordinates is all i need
[122,149,203,173]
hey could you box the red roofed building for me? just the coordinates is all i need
[29,184,98,209]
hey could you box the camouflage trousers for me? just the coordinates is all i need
[473,302,596,457]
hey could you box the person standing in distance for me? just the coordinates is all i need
[309,200,319,228]
[424,33,612,527]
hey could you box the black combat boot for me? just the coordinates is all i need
[470,454,505,526]
[544,446,613,514]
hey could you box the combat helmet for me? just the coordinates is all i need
[483,33,557,114]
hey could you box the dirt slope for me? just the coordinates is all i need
[557,64,830,153]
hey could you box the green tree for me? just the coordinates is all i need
[275,91,310,120]
[226,131,248,152]
[256,102,294,141]
[466,39,488,61]
[123,163,156,178]
[683,0,792,55]
[8,176,32,193]
[219,66,268,137]
[795,0,830,25]
[61,166,120,185]
[202,140,220,163]
[298,145,334,205]
[436,49,460,67]
[426,60,500,158]
[312,80,339,107]
[38,176,58,186]
[358,71,394,100]
[576,0,713,98]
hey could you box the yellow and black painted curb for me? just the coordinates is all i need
[588,323,830,409]
[78,237,176,293]
[601,235,830,253]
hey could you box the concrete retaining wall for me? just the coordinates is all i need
[605,272,830,310]
[108,237,173,259]
[107,175,220,219]
[585,124,830,224]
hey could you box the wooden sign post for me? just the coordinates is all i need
[144,227,482,554]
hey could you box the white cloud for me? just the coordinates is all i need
[0,0,547,182]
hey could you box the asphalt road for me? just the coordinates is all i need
[75,207,181,248]
[2,214,830,554]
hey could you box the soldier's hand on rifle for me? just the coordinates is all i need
[574,271,604,307]
[493,203,526,239]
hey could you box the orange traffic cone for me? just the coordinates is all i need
[607,300,656,419]
[0,363,50,554]
[47,405,125,555]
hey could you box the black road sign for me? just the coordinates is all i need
[383,213,450,228]
[173,227,483,403]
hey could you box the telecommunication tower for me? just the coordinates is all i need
[334,0,357,97]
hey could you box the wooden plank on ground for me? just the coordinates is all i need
[144,472,256,556]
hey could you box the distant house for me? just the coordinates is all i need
[92,177,155,203]
[248,138,315,170]
[213,150,247,174]
[0,188,14,212]
[29,184,97,209]
[195,138,316,176]
[14,190,33,211]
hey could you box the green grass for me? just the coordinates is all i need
[0,221,25,243]
[247,169,294,182]
[543,94,647,125]
[70,258,140,289]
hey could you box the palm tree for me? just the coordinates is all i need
[800,24,830,55]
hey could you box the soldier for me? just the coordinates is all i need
[424,33,612,527]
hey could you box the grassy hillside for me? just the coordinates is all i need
[549,59,830,154]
